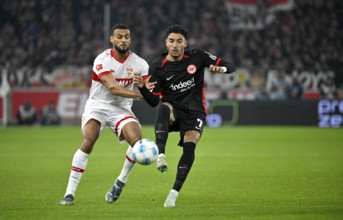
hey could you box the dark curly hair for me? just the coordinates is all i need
[165,24,188,40]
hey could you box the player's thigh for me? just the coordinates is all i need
[82,102,107,135]
[80,119,101,153]
[120,121,142,146]
[181,112,205,143]
[82,119,101,136]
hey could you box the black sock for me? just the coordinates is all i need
[173,142,196,191]
[154,104,170,154]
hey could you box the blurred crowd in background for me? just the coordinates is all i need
[0,0,342,100]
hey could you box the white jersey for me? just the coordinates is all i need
[89,48,149,108]
[81,49,149,142]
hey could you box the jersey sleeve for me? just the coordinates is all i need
[148,60,162,96]
[138,58,149,79]
[197,49,221,67]
[138,58,161,107]
[198,49,235,73]
[93,56,111,78]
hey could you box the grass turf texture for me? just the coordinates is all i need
[0,125,342,220]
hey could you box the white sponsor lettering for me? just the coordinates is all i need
[116,79,133,87]
[171,77,195,91]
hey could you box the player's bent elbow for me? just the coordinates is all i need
[144,97,159,107]
[149,100,159,107]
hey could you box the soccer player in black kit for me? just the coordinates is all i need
[134,24,235,208]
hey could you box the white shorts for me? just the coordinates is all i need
[81,99,140,143]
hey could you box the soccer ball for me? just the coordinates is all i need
[132,139,159,165]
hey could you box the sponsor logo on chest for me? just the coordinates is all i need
[171,77,195,92]
[116,78,133,87]
[110,65,135,87]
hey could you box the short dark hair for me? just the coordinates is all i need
[111,23,130,35]
[165,24,188,40]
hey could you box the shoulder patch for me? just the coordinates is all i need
[96,64,103,71]
[204,51,217,60]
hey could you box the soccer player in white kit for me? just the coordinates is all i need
[59,24,151,205]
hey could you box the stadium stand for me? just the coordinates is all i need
[0,0,342,99]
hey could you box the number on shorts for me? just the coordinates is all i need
[196,118,203,129]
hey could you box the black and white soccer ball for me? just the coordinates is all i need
[132,139,159,165]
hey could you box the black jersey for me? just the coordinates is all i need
[149,49,230,114]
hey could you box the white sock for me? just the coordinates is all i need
[117,145,136,184]
[171,189,179,195]
[65,149,89,196]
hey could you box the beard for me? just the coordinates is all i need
[114,44,129,54]
[168,48,183,60]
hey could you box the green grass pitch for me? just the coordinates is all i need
[0,125,342,219]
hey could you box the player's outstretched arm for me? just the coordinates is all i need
[209,61,235,74]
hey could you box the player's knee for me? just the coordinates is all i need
[184,131,201,144]
[121,122,143,146]
[128,137,141,147]
[155,104,170,132]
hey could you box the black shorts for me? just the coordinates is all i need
[169,106,206,146]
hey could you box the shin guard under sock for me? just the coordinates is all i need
[173,142,196,191]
